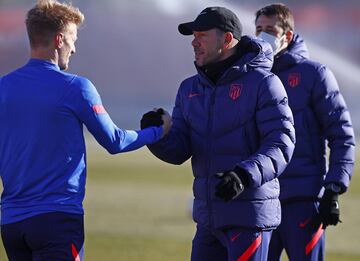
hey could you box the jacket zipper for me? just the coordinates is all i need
[206,87,216,228]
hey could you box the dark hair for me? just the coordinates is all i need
[26,0,84,48]
[255,3,294,32]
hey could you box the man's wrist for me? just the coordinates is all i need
[228,171,244,191]
[233,167,250,187]
[322,187,339,203]
[325,183,341,194]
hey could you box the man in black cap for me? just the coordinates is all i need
[178,7,242,75]
[141,6,295,261]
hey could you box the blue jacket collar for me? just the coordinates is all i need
[196,35,274,86]
[272,34,309,73]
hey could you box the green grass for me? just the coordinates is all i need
[0,140,359,260]
[84,232,191,260]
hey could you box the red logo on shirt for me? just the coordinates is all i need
[288,73,301,88]
[229,84,242,100]
[92,105,107,114]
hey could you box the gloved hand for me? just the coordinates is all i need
[318,189,340,229]
[310,189,340,230]
[140,108,164,129]
[215,168,249,201]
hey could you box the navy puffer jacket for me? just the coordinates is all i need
[272,34,355,201]
[149,36,295,230]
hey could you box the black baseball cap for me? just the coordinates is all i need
[178,7,242,40]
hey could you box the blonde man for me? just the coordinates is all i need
[0,0,170,260]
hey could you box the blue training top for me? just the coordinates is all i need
[0,59,163,225]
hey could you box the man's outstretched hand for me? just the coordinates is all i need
[141,108,172,138]
[141,108,163,129]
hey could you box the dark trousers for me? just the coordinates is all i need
[191,224,272,261]
[1,212,84,261]
[268,201,325,261]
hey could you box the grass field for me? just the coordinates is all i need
[0,139,359,260]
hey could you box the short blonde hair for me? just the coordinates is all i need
[26,0,84,48]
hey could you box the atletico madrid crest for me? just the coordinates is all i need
[288,73,301,88]
[229,84,242,100]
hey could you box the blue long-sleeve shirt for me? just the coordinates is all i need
[0,59,163,224]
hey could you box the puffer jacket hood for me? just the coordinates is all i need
[235,35,274,73]
[196,36,274,86]
[272,34,309,73]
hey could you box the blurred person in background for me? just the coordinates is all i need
[141,6,295,261]
[0,0,171,260]
[255,3,355,261]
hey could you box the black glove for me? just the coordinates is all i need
[140,108,164,129]
[215,168,249,201]
[318,189,340,229]
[310,189,340,230]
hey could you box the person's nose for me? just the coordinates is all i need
[192,37,199,48]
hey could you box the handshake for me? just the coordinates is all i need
[141,108,172,138]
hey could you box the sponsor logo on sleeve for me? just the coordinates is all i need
[92,104,107,114]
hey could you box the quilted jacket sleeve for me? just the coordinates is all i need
[237,74,296,188]
[312,66,355,192]
[148,86,192,165]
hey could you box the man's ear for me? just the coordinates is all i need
[54,33,64,48]
[224,32,234,48]
[285,30,294,45]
